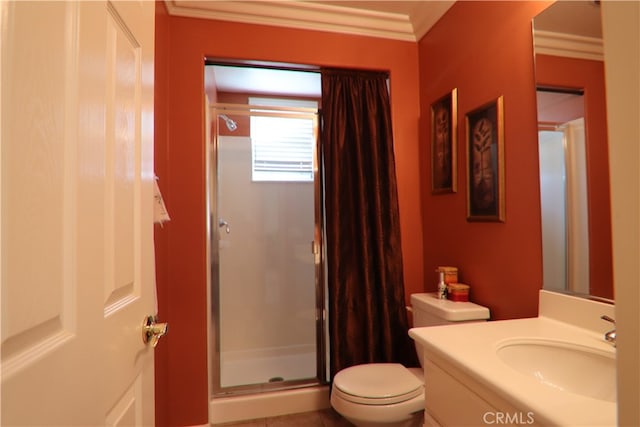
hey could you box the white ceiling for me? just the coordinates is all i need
[182,1,603,98]
[534,1,602,39]
[207,65,322,98]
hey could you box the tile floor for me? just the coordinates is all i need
[212,408,425,427]
[211,408,352,426]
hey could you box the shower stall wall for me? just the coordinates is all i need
[207,103,327,398]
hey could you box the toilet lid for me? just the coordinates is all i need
[333,363,423,405]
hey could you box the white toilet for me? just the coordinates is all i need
[331,293,490,427]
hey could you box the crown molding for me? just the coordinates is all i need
[534,30,604,61]
[165,0,419,41]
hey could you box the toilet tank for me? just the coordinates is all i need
[410,293,490,365]
[411,293,490,327]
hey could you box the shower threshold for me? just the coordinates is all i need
[209,385,330,424]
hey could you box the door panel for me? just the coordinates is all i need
[1,3,99,424]
[101,1,156,421]
[104,3,137,310]
[2,0,74,356]
[1,1,156,425]
[105,374,144,427]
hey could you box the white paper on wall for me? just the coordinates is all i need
[154,177,171,225]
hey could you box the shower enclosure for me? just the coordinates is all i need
[207,101,328,397]
[538,115,590,295]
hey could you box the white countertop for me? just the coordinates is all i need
[409,293,617,426]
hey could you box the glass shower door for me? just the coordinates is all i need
[210,104,325,394]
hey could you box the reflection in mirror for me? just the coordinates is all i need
[537,89,589,295]
[533,1,613,299]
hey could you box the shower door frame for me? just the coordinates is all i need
[207,102,328,397]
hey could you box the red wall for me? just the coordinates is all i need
[418,1,552,320]
[534,54,613,299]
[155,1,600,425]
[154,3,422,425]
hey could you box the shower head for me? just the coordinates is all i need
[219,114,238,132]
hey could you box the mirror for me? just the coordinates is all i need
[533,1,614,299]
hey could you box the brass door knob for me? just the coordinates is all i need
[142,315,168,348]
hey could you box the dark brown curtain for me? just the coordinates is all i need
[320,68,418,379]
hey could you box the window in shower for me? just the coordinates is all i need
[249,97,317,183]
[208,92,326,396]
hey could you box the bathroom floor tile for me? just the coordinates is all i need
[265,411,324,426]
[212,408,353,427]
[211,408,426,426]
[211,408,427,426]
[317,408,354,426]
[213,418,267,427]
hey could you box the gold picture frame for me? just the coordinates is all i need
[431,88,458,194]
[466,96,505,222]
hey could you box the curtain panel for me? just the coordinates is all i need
[321,68,418,379]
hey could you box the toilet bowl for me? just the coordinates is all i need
[330,293,490,426]
[331,363,424,427]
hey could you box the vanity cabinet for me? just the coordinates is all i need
[411,291,617,427]
[423,357,536,427]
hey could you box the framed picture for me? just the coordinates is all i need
[466,96,505,222]
[431,88,458,193]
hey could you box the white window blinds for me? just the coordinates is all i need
[249,97,318,182]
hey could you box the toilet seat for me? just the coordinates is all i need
[333,363,423,405]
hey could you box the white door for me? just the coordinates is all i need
[1,1,158,425]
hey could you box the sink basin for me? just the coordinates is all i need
[497,339,616,402]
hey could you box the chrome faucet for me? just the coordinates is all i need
[600,315,616,347]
